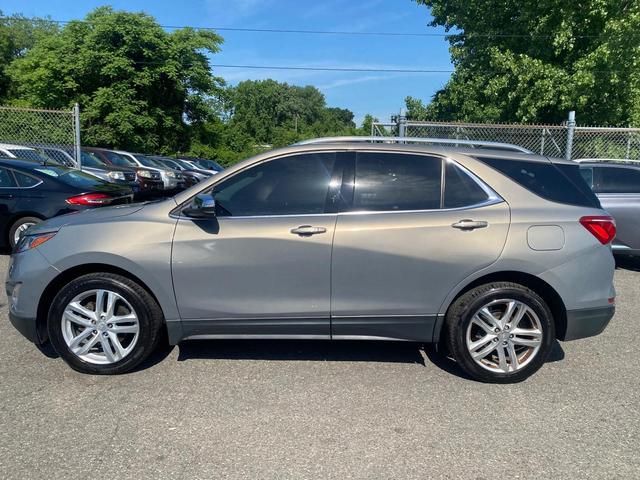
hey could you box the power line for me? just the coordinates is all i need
[211,64,454,73]
[0,16,616,39]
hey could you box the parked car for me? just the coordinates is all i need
[23,145,76,167]
[578,159,640,258]
[0,143,53,163]
[83,147,164,195]
[0,158,133,248]
[6,141,615,382]
[150,156,210,186]
[183,157,224,173]
[35,147,139,190]
[113,151,185,192]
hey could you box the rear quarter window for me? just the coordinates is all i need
[476,157,601,208]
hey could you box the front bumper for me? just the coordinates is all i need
[560,305,615,341]
[8,310,39,344]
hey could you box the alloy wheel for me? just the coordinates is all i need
[465,299,543,373]
[61,289,140,365]
[13,222,36,246]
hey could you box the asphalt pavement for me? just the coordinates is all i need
[0,254,638,479]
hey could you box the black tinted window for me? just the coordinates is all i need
[477,157,600,208]
[14,171,40,187]
[579,167,594,187]
[212,153,336,216]
[595,166,640,193]
[353,153,442,211]
[444,161,490,208]
[0,167,16,187]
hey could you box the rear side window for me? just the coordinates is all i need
[477,157,600,208]
[353,152,442,211]
[443,161,490,208]
[0,167,16,187]
[14,171,41,187]
[594,166,640,193]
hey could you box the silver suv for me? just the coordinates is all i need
[578,159,640,258]
[6,141,616,383]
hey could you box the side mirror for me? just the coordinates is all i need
[183,193,217,218]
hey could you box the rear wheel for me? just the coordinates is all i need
[444,282,555,383]
[8,216,41,248]
[48,273,164,374]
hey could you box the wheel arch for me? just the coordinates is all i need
[35,263,167,344]
[4,212,46,245]
[435,271,568,342]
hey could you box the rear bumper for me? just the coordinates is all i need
[560,305,615,341]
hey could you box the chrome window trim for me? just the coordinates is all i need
[0,167,44,189]
[172,149,504,219]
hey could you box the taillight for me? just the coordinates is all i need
[66,193,113,206]
[579,215,616,245]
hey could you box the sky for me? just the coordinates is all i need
[3,0,454,125]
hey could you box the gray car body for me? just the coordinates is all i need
[578,161,640,256]
[7,143,615,347]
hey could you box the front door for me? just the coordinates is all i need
[172,151,344,338]
[331,151,510,341]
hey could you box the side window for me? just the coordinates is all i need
[353,152,442,211]
[443,161,491,208]
[0,167,17,187]
[579,167,594,188]
[477,157,600,208]
[211,152,336,216]
[14,171,41,188]
[595,167,640,193]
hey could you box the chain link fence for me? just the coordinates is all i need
[0,105,81,165]
[373,115,640,161]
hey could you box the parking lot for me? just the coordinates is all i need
[0,253,638,479]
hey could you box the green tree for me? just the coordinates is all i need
[412,0,640,125]
[228,79,356,147]
[8,6,223,152]
[0,12,57,102]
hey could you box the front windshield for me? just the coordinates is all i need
[137,155,164,169]
[103,150,136,167]
[9,149,52,163]
[80,151,107,168]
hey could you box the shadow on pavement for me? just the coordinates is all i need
[615,255,640,272]
[177,339,427,365]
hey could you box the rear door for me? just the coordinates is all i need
[592,165,640,252]
[330,151,510,341]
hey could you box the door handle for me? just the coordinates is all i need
[290,225,327,236]
[451,219,488,230]
[0,193,13,199]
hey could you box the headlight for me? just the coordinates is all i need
[15,232,57,254]
[137,169,152,179]
[165,171,176,178]
[108,171,126,181]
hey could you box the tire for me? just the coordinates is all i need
[8,216,41,248]
[47,273,164,375]
[444,282,555,383]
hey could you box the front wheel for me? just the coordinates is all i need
[48,273,164,374]
[8,216,41,248]
[444,282,555,383]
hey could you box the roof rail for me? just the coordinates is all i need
[294,136,534,154]
[574,158,640,164]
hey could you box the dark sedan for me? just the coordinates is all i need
[0,158,133,248]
